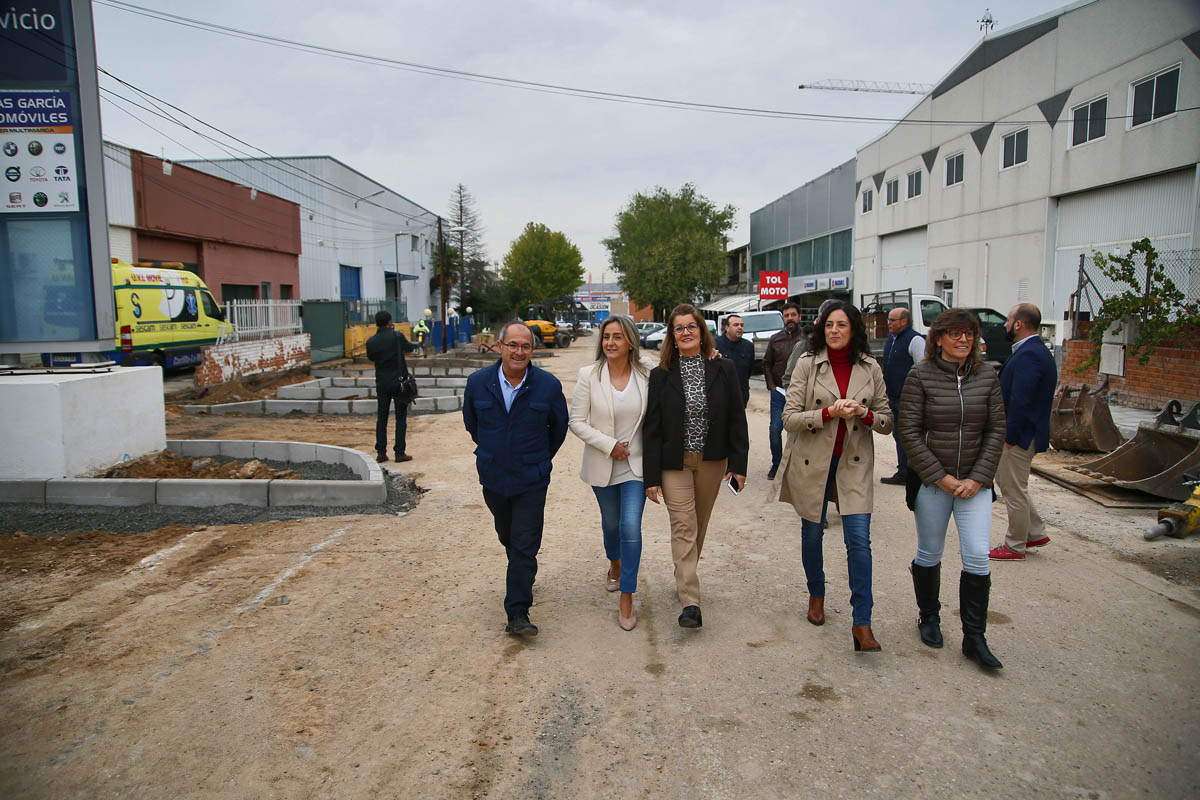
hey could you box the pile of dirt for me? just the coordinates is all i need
[166,368,314,405]
[99,451,299,480]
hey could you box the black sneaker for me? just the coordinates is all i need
[505,614,538,636]
[880,471,906,485]
[767,466,778,480]
[678,605,703,628]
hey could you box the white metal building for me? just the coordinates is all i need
[853,0,1200,342]
[182,156,439,317]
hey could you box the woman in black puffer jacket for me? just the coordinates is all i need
[898,308,1006,670]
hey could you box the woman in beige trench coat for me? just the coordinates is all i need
[778,301,892,652]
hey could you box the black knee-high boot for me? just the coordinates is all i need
[911,561,943,648]
[960,571,1002,670]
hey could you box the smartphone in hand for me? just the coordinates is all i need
[726,475,740,496]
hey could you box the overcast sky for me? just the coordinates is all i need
[92,0,1070,276]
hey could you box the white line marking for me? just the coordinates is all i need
[132,531,200,572]
[236,526,348,613]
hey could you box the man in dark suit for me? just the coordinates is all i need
[714,314,754,407]
[990,304,1058,561]
[463,322,569,635]
[880,307,925,485]
[365,311,416,463]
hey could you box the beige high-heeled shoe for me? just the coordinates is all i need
[618,612,637,631]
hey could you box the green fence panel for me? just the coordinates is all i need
[302,301,346,363]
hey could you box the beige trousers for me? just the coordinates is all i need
[661,451,727,607]
[995,442,1046,553]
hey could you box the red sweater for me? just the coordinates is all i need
[821,346,874,456]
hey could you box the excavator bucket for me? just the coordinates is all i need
[1069,401,1200,502]
[1050,380,1126,453]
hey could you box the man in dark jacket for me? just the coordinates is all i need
[880,307,925,484]
[990,304,1058,561]
[365,311,416,463]
[463,322,569,636]
[761,303,802,479]
[714,314,754,407]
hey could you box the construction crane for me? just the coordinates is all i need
[797,79,933,95]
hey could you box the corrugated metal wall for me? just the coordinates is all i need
[102,142,135,228]
[880,227,929,292]
[750,159,856,256]
[1052,167,1198,323]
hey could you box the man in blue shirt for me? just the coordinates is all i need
[990,304,1058,561]
[463,322,569,635]
[715,314,754,407]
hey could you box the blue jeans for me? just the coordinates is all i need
[799,456,874,626]
[482,487,547,619]
[769,389,785,470]
[913,483,992,576]
[591,480,645,593]
[888,396,908,476]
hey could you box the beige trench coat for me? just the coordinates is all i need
[777,350,893,522]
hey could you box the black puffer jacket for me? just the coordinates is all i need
[898,356,1005,487]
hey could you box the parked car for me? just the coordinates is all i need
[967,307,1013,365]
[638,322,666,347]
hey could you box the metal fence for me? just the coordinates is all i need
[1071,246,1199,337]
[224,299,303,341]
[344,298,407,326]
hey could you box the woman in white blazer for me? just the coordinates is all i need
[569,315,651,631]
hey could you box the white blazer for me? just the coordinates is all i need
[568,360,650,486]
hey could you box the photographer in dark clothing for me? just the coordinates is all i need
[366,311,416,463]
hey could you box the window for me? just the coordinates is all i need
[885,178,899,205]
[1130,65,1179,127]
[1071,95,1107,146]
[861,189,873,213]
[1002,128,1028,169]
[920,298,946,327]
[906,169,922,199]
[945,152,964,186]
[411,234,420,252]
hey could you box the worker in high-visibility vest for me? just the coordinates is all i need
[413,314,432,356]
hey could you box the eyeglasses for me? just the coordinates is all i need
[502,341,533,352]
[673,323,700,334]
[944,330,976,341]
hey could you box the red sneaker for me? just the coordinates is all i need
[989,544,1025,560]
[1026,536,1051,548]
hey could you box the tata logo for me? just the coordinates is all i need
[53,165,70,182]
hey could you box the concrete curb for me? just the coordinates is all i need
[0,440,387,507]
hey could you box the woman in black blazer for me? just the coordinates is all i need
[643,303,749,629]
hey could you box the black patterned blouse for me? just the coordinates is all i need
[680,354,709,451]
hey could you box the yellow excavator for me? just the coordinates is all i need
[519,303,574,348]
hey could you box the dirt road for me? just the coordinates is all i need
[2,344,1198,798]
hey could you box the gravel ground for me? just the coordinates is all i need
[1,460,424,536]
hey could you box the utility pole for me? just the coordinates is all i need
[438,217,447,353]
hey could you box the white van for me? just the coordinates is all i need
[717,310,784,366]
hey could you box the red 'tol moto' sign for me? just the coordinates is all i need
[759,271,789,301]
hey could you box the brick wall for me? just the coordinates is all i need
[1060,335,1200,410]
[195,334,311,388]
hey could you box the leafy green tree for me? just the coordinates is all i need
[603,183,736,317]
[1077,238,1200,371]
[501,223,584,310]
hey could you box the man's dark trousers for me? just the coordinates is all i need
[375,382,408,458]
[482,487,547,618]
[888,395,908,477]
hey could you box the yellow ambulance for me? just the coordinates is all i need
[46,259,234,367]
